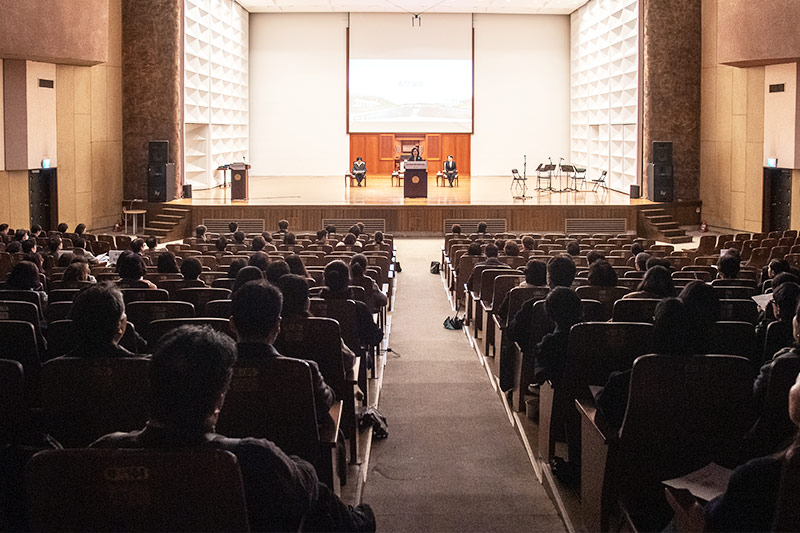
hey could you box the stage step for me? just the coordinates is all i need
[163,207,190,214]
[653,221,680,230]
[638,207,692,246]
[646,215,673,223]
[149,219,179,228]
[666,235,693,244]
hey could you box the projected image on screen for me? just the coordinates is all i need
[349,59,472,133]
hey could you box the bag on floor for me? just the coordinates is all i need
[360,407,388,439]
[443,316,464,330]
[430,261,440,274]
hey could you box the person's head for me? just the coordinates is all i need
[325,225,336,236]
[357,220,365,233]
[232,266,264,294]
[56,222,68,234]
[62,261,90,282]
[30,224,42,236]
[72,237,87,251]
[374,231,384,244]
[504,241,520,257]
[228,221,238,233]
[316,230,327,242]
[411,146,419,157]
[75,223,86,236]
[248,251,270,272]
[14,229,28,241]
[195,225,207,238]
[56,252,74,267]
[70,283,127,345]
[477,221,487,234]
[646,256,671,270]
[248,236,264,252]
[718,252,741,279]
[343,233,357,245]
[278,219,289,232]
[6,241,21,254]
[773,272,800,290]
[6,261,41,290]
[522,236,535,251]
[285,254,308,278]
[586,250,605,265]
[348,225,360,237]
[231,280,282,343]
[524,260,547,286]
[215,236,228,252]
[638,265,675,298]
[277,274,310,317]
[484,243,499,258]
[447,154,453,162]
[653,298,694,355]
[495,239,506,252]
[130,238,145,254]
[588,260,618,287]
[157,252,179,274]
[118,251,147,280]
[148,325,237,433]
[773,282,800,322]
[227,258,247,279]
[0,224,8,235]
[265,260,290,284]
[548,254,577,288]
[566,241,580,256]
[22,253,42,270]
[48,235,62,253]
[261,232,274,244]
[630,242,645,256]
[545,287,582,331]
[769,259,790,279]
[324,260,350,293]
[467,242,482,256]
[679,280,720,326]
[451,224,461,235]
[233,231,245,244]
[180,257,203,281]
[350,254,368,279]
[356,156,362,162]
[635,252,651,272]
[21,239,36,254]
[285,232,296,245]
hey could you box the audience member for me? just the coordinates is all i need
[248,251,270,272]
[624,265,674,299]
[476,221,488,234]
[74,223,86,236]
[62,261,91,283]
[215,236,231,255]
[504,241,520,257]
[635,252,651,272]
[117,251,156,288]
[71,238,98,263]
[679,281,720,353]
[547,254,577,288]
[145,236,158,251]
[336,233,362,251]
[718,252,741,279]
[466,243,510,291]
[157,252,180,274]
[321,261,383,350]
[466,242,482,256]
[6,262,45,303]
[497,259,547,323]
[630,242,645,257]
[233,231,246,245]
[566,241,580,257]
[64,283,139,358]
[645,256,671,270]
[92,324,376,532]
[450,224,462,235]
[227,258,247,279]
[753,283,800,408]
[5,241,21,254]
[251,236,266,252]
[265,260,291,284]
[56,223,68,234]
[532,287,583,387]
[586,250,605,265]
[30,224,43,238]
[285,254,309,278]
[350,254,387,312]
[180,257,204,282]
[195,225,208,241]
[587,259,618,287]
[277,219,289,235]
[521,236,535,254]
[21,239,36,254]
[228,221,238,233]
[130,239,145,254]
[232,266,264,295]
[314,230,328,245]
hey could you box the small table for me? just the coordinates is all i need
[122,209,146,235]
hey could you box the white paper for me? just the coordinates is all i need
[663,462,733,502]
[752,293,773,310]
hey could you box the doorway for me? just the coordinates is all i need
[763,167,792,233]
[29,168,58,231]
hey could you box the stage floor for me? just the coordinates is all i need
[174,175,653,207]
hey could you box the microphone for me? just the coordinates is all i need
[548,157,553,164]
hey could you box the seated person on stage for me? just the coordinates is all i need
[91,324,375,532]
[352,157,366,187]
[231,280,335,426]
[408,146,423,161]
[63,283,140,359]
[444,154,457,187]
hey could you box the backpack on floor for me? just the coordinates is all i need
[430,261,440,274]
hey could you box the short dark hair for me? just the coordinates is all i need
[285,254,308,278]
[285,232,296,245]
[718,253,741,279]
[451,224,462,234]
[231,280,282,338]
[30,224,42,234]
[251,236,266,251]
[646,256,671,270]
[278,219,289,231]
[653,298,694,355]
[638,265,675,298]
[5,241,21,254]
[70,283,125,343]
[265,260,291,284]
[774,282,800,321]
[545,287,582,331]
[522,236,535,250]
[157,252,179,274]
[374,231,384,244]
[180,257,203,280]
[343,233,357,245]
[232,266,264,294]
[566,241,580,256]
[504,241,520,256]
[316,230,327,241]
[630,242,645,256]
[679,280,720,327]
[48,235,62,252]
[348,225,360,236]
[769,259,790,277]
[228,258,248,279]
[477,221,487,233]
[525,260,547,286]
[635,252,651,271]
[14,229,28,241]
[484,243,499,258]
[75,223,86,235]
[130,238,145,254]
[56,223,68,233]
[248,251,270,272]
[118,251,147,280]
[195,225,207,238]
[73,237,86,250]
[145,236,158,249]
[6,261,41,290]
[215,236,228,252]
[233,231,245,244]
[588,260,618,287]
[276,274,310,317]
[228,221,238,233]
[586,250,605,265]
[0,224,8,232]
[467,242,482,256]
[148,325,237,431]
[547,255,576,288]
[773,272,800,289]
[21,239,36,253]
[324,260,350,292]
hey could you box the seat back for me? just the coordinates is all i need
[718,299,759,324]
[575,285,631,320]
[125,301,196,341]
[206,299,232,319]
[712,285,756,300]
[612,298,661,323]
[41,357,150,447]
[0,290,44,320]
[0,359,24,444]
[477,268,513,305]
[309,298,361,354]
[175,287,232,316]
[217,357,319,463]
[26,448,249,532]
[275,317,347,396]
[46,320,145,358]
[120,288,170,305]
[707,321,759,364]
[505,286,549,327]
[748,356,800,457]
[0,320,40,400]
[764,320,795,363]
[145,318,232,346]
[456,255,482,303]
[488,274,525,311]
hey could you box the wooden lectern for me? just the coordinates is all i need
[403,161,428,198]
[230,163,250,201]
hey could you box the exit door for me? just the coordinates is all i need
[763,168,792,233]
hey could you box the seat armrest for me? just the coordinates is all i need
[577,397,617,532]
[349,357,361,384]
[538,381,555,461]
[480,300,492,312]
[492,313,504,332]
[575,398,615,444]
[320,401,344,446]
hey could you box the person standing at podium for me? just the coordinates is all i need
[352,157,366,186]
[444,154,457,187]
[408,146,424,161]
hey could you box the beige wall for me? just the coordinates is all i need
[717,0,800,67]
[25,61,57,169]
[700,0,765,232]
[764,63,800,170]
[55,0,122,231]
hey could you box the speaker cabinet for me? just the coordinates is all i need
[182,184,192,199]
[652,141,673,165]
[630,184,641,199]
[148,140,169,166]
[647,163,674,202]
[148,163,176,202]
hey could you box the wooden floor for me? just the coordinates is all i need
[175,175,651,207]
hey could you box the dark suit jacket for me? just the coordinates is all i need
[352,161,366,174]
[318,288,383,348]
[91,423,374,532]
[754,345,800,408]
[444,161,457,174]
[408,154,423,161]
[236,342,335,421]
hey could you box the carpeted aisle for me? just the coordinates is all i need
[364,239,564,532]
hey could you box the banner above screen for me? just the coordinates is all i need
[348,13,473,133]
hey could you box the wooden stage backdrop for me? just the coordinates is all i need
[349,133,470,176]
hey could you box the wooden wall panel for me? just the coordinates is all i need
[379,134,394,160]
[349,133,470,176]
[426,134,441,162]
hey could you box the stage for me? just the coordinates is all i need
[168,176,701,235]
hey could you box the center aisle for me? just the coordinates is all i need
[364,239,564,531]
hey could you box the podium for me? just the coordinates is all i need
[230,163,250,201]
[403,161,428,198]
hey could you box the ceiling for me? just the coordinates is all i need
[236,0,588,15]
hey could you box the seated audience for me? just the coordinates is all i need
[195,224,208,241]
[466,242,482,256]
[497,259,547,323]
[145,236,159,252]
[521,236,536,255]
[349,254,387,312]
[679,280,721,354]
[284,232,297,246]
[56,223,69,234]
[587,259,618,287]
[30,224,43,239]
[91,325,375,532]
[630,242,645,257]
[635,252,651,272]
[215,236,232,256]
[586,250,605,265]
[21,239,36,254]
[265,261,291,284]
[61,261,92,284]
[248,251,270,272]
[623,265,675,299]
[466,243,510,291]
[718,252,741,279]
[64,283,140,358]
[251,236,266,252]
[117,251,156,288]
[336,233,362,251]
[566,241,580,257]
[503,241,520,257]
[314,230,328,246]
[321,261,383,350]
[74,223,86,237]
[56,252,75,268]
[180,257,205,284]
[228,258,248,279]
[232,231,246,245]
[450,224,462,235]
[232,266,264,295]
[46,235,63,261]
[645,256,671,270]
[0,223,9,243]
[71,238,98,263]
[5,241,21,254]
[532,287,583,387]
[476,221,488,234]
[756,272,800,335]
[5,261,47,307]
[130,238,145,255]
[277,219,289,235]
[228,221,238,234]
[157,252,180,274]
[285,254,309,279]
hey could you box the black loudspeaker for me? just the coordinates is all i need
[652,141,673,166]
[647,163,674,202]
[183,184,192,198]
[148,140,176,202]
[630,184,641,199]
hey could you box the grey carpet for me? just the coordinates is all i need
[364,239,564,532]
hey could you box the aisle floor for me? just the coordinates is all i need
[364,239,565,532]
